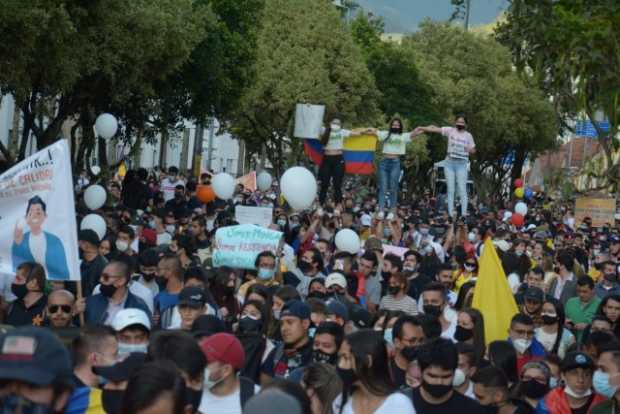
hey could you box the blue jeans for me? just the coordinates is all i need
[378,158,401,210]
[444,158,468,217]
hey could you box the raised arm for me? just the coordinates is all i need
[416,125,442,134]
[350,127,377,137]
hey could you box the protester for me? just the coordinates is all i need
[5,261,47,326]
[111,307,151,355]
[46,289,76,328]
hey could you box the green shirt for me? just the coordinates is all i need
[564,295,601,342]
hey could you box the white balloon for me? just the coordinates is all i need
[212,173,235,200]
[257,171,273,192]
[281,167,317,210]
[84,185,107,210]
[90,165,101,176]
[503,211,512,221]
[80,214,106,241]
[95,113,118,139]
[515,202,528,216]
[335,229,361,254]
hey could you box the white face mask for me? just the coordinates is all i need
[330,123,341,132]
[564,384,592,399]
[165,224,176,234]
[452,368,466,387]
[512,338,532,354]
[468,232,477,243]
[204,366,226,390]
[115,240,129,252]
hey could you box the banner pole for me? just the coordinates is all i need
[76,282,85,327]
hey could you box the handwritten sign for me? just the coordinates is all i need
[235,206,273,228]
[575,197,616,228]
[213,224,283,269]
[382,244,409,258]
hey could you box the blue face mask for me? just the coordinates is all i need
[384,328,393,345]
[593,369,618,398]
[549,377,558,389]
[258,268,275,280]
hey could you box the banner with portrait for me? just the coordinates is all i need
[0,140,80,281]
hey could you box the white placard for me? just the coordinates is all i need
[294,103,325,139]
[235,206,273,228]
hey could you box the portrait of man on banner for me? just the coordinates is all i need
[11,195,70,280]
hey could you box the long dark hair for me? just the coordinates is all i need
[343,330,395,398]
[542,299,565,355]
[321,116,342,146]
[460,308,486,366]
[488,340,518,385]
[384,117,403,142]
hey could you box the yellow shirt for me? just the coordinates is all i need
[588,268,602,282]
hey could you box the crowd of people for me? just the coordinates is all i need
[3,157,620,414]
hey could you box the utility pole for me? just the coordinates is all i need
[464,0,471,31]
[206,117,215,171]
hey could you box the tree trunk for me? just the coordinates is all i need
[159,128,169,168]
[179,127,190,173]
[511,149,527,185]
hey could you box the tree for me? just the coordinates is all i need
[496,0,620,193]
[0,0,208,171]
[232,0,381,177]
[405,22,558,202]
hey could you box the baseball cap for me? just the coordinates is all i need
[524,287,544,303]
[365,237,383,252]
[611,236,620,244]
[326,299,349,321]
[561,351,594,372]
[200,333,245,370]
[79,229,100,246]
[244,390,301,414]
[280,300,311,320]
[325,273,347,289]
[178,286,207,307]
[111,308,151,332]
[0,327,72,386]
[93,353,147,382]
[350,306,372,329]
[191,315,226,339]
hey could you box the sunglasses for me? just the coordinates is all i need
[48,305,71,314]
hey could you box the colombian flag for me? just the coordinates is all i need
[303,135,377,175]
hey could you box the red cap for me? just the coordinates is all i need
[200,333,245,370]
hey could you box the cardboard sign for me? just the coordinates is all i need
[294,103,325,139]
[382,244,409,258]
[213,224,282,269]
[235,206,273,228]
[575,197,616,227]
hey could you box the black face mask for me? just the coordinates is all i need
[423,304,443,317]
[337,367,357,389]
[541,315,558,325]
[313,349,337,365]
[11,283,28,300]
[388,286,401,295]
[238,316,263,334]
[100,283,118,298]
[422,380,453,399]
[298,261,313,274]
[308,291,327,300]
[381,271,392,280]
[102,389,124,414]
[401,346,418,362]
[454,325,474,342]
[142,272,156,282]
[604,273,617,283]
[185,388,202,413]
[456,124,466,131]
[389,127,402,134]
[0,394,56,414]
[522,379,549,399]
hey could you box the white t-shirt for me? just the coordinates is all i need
[320,128,352,151]
[441,127,475,160]
[160,178,185,202]
[334,392,416,414]
[29,232,46,266]
[198,383,261,414]
[378,131,411,155]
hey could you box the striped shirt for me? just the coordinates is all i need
[379,294,418,315]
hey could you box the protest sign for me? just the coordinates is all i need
[574,197,616,227]
[294,103,325,139]
[235,206,273,228]
[0,140,80,281]
[213,224,282,269]
[382,244,408,258]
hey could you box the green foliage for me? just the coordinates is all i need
[232,0,381,176]
[496,0,620,192]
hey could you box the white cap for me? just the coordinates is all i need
[361,214,372,227]
[503,211,513,221]
[493,239,511,253]
[325,273,347,289]
[112,308,151,332]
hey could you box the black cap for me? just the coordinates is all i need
[93,353,147,382]
[350,306,372,329]
[524,287,544,303]
[178,287,207,307]
[191,315,226,339]
[561,351,594,372]
[0,327,72,386]
[79,229,100,246]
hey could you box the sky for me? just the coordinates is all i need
[354,0,508,33]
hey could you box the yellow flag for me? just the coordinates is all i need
[472,238,519,345]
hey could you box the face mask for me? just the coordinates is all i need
[401,346,418,362]
[384,328,393,345]
[238,315,263,334]
[593,370,619,398]
[308,291,327,300]
[464,264,476,272]
[452,368,466,387]
[605,273,618,283]
[550,377,559,389]
[115,240,129,252]
[11,283,28,300]
[273,309,281,320]
[277,219,287,227]
[522,379,549,399]
[185,388,203,413]
[257,268,275,281]
[454,325,474,342]
[403,265,416,272]
[330,123,341,132]
[166,224,176,234]
[298,260,313,274]
[337,367,357,389]
[118,342,148,355]
[422,380,453,398]
[142,272,156,282]
[423,304,443,318]
[468,232,477,243]
[564,384,592,399]
[100,283,118,298]
[313,349,337,365]
[204,366,226,390]
[512,338,532,354]
[541,314,558,325]
[388,286,401,295]
[102,389,124,414]
[456,124,466,131]
[420,228,429,235]
[516,251,524,257]
[0,394,55,414]
[149,219,156,229]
